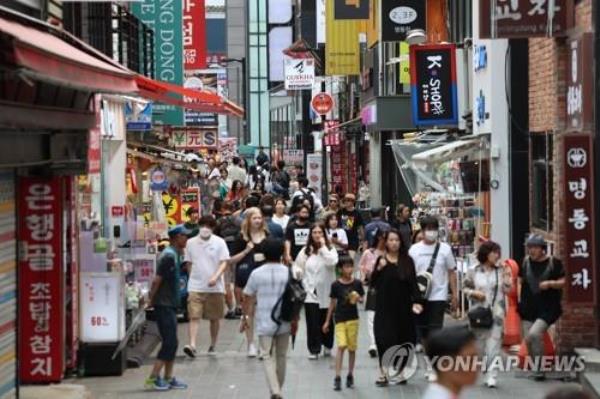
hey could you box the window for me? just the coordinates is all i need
[531,133,554,231]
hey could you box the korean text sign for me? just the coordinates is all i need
[563,135,596,303]
[183,0,207,70]
[18,177,63,382]
[410,43,458,126]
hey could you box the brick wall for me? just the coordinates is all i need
[528,0,596,352]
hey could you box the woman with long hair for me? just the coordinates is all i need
[229,207,269,358]
[370,229,423,386]
[324,212,349,254]
[227,179,245,204]
[358,228,387,358]
[463,241,512,388]
[272,198,290,231]
[294,223,339,359]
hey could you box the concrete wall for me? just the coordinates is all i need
[226,0,246,142]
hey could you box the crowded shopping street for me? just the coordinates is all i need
[2,0,600,399]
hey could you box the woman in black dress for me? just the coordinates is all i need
[370,229,423,386]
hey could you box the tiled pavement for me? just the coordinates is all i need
[69,310,574,399]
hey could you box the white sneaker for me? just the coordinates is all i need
[415,343,423,353]
[323,348,332,357]
[248,343,258,358]
[426,372,437,382]
[485,376,497,388]
[308,353,319,360]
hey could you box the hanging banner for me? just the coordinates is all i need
[283,149,304,167]
[334,0,370,19]
[181,187,201,222]
[566,33,594,133]
[171,128,218,149]
[382,0,427,42]
[563,135,596,303]
[366,0,379,48]
[184,69,224,126]
[326,0,361,75]
[132,0,184,125]
[218,137,238,163]
[88,96,102,174]
[410,43,459,126]
[125,101,153,132]
[18,177,64,383]
[306,154,323,198]
[284,58,315,90]
[183,0,207,70]
[479,0,572,39]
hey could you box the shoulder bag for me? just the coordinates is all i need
[416,243,440,298]
[467,267,498,329]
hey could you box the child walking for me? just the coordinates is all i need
[322,256,365,391]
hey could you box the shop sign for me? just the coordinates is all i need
[131,255,156,289]
[382,0,427,42]
[125,101,153,131]
[479,0,572,39]
[184,70,223,126]
[283,149,304,167]
[80,273,125,343]
[361,103,377,125]
[324,120,342,146]
[183,0,207,70]
[171,128,218,149]
[150,168,168,192]
[563,135,596,303]
[218,137,238,163]
[410,43,458,126]
[132,0,184,125]
[284,58,315,90]
[181,187,201,221]
[111,206,124,218]
[306,154,323,198]
[473,44,488,71]
[18,177,63,382]
[325,0,361,75]
[334,0,369,19]
[311,93,334,115]
[566,33,594,133]
[88,96,102,174]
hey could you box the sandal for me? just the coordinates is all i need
[375,376,389,387]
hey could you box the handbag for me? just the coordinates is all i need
[416,243,440,298]
[468,268,498,329]
[272,269,307,325]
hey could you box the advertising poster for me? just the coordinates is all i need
[306,154,323,198]
[80,273,125,343]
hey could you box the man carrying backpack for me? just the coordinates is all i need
[214,201,242,319]
[518,234,565,381]
[271,160,291,198]
[242,238,290,399]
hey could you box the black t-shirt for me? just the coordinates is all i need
[330,279,365,323]
[285,221,311,260]
[518,257,565,324]
[231,234,267,269]
[338,209,364,250]
[154,252,179,308]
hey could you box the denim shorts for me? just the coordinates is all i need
[154,305,178,361]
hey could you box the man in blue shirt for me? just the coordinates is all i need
[364,207,391,248]
[261,205,284,239]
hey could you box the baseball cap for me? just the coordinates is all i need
[526,234,546,247]
[168,224,193,238]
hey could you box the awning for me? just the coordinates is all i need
[136,75,244,118]
[0,9,138,94]
[411,139,485,165]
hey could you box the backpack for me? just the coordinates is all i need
[272,269,306,325]
[216,215,240,244]
[292,188,314,211]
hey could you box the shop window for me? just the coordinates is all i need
[531,133,554,231]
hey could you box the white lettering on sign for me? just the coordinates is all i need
[571,240,590,259]
[427,55,442,69]
[567,148,587,168]
[429,78,445,116]
[31,357,52,376]
[495,0,521,21]
[26,184,54,210]
[569,208,589,231]
[572,268,592,290]
[568,178,587,200]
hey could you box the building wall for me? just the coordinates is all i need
[226,0,246,142]
[527,0,594,351]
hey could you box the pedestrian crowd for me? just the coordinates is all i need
[144,154,568,398]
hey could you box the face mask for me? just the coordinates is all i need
[199,227,212,239]
[425,230,439,242]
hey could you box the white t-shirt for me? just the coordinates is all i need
[326,228,348,251]
[243,263,291,336]
[272,214,290,231]
[184,234,230,293]
[409,241,456,301]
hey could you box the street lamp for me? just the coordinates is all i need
[222,57,247,143]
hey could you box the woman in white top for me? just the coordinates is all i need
[463,240,512,388]
[323,212,349,254]
[272,198,290,231]
[294,222,338,359]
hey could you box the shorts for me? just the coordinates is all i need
[154,306,178,361]
[335,319,359,351]
[187,292,225,320]
[235,263,258,288]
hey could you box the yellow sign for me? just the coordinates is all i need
[366,0,378,48]
[399,42,410,84]
[326,0,361,75]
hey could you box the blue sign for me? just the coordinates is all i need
[476,90,487,126]
[125,102,153,131]
[474,44,488,72]
[150,168,168,191]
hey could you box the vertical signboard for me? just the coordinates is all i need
[410,43,458,126]
[326,0,363,76]
[306,153,323,198]
[132,0,184,125]
[479,0,572,39]
[566,33,594,133]
[382,0,427,42]
[183,0,207,70]
[18,177,64,383]
[563,135,596,303]
[334,0,370,19]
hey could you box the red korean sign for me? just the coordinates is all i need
[18,177,64,382]
[566,33,594,133]
[563,135,596,303]
[479,0,572,39]
[88,95,101,174]
[183,0,207,70]
[311,93,334,115]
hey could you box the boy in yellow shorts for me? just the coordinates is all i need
[323,256,365,391]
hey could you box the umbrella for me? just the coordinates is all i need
[111,309,148,360]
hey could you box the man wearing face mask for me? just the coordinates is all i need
[183,216,231,358]
[408,215,457,380]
